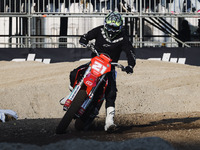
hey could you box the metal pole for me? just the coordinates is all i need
[139,0,142,47]
[28,0,31,48]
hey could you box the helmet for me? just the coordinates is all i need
[104,11,123,40]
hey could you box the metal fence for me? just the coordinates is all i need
[0,0,200,48]
[1,0,200,14]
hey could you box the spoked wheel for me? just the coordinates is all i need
[56,90,87,134]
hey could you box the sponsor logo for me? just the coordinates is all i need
[12,53,51,64]
[85,80,93,86]
[103,44,111,47]
[148,53,186,64]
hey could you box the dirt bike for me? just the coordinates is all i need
[56,43,126,134]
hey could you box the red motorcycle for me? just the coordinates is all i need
[56,44,125,134]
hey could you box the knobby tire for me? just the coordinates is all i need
[56,90,87,134]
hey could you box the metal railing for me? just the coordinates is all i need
[0,36,78,48]
[0,0,200,48]
[2,35,200,48]
[0,0,200,15]
[31,42,76,48]
[185,41,200,47]
[0,42,26,48]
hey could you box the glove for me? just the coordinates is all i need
[125,66,133,74]
[79,34,88,47]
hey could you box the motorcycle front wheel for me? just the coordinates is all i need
[56,90,87,134]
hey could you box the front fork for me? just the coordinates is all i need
[63,66,91,110]
[77,74,106,116]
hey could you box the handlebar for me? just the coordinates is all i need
[87,43,99,56]
[111,62,126,72]
[87,43,126,72]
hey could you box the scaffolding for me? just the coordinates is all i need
[0,0,200,48]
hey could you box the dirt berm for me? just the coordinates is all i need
[0,59,200,150]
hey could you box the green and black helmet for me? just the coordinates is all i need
[104,11,123,40]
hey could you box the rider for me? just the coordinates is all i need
[61,11,136,132]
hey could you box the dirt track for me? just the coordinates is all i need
[1,112,200,150]
[1,60,200,149]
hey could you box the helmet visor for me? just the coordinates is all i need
[104,24,121,32]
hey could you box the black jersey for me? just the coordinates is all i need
[80,25,136,67]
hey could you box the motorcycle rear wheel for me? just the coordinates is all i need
[75,112,96,131]
[75,101,103,131]
[56,90,87,134]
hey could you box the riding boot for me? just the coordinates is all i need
[104,106,117,132]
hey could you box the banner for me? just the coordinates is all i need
[0,47,200,66]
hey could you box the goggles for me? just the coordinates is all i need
[104,24,121,32]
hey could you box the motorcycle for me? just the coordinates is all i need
[56,43,126,134]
